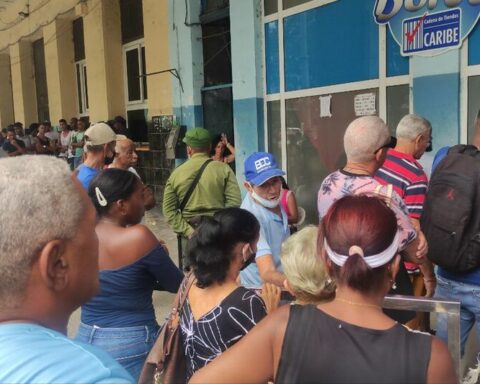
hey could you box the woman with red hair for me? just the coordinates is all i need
[190,195,456,384]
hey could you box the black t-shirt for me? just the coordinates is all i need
[180,286,267,380]
[2,139,25,154]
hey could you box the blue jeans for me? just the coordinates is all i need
[75,323,159,381]
[434,275,480,356]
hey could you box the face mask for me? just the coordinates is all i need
[104,155,115,165]
[251,190,281,209]
[241,245,256,271]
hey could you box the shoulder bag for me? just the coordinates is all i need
[139,272,196,384]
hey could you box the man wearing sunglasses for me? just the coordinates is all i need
[318,116,428,324]
[374,114,435,330]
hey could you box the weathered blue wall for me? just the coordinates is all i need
[230,0,265,187]
[412,50,461,176]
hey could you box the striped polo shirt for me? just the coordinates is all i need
[374,149,428,220]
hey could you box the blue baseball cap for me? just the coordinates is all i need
[244,152,285,186]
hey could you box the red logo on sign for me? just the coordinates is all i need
[405,13,427,44]
[447,188,455,201]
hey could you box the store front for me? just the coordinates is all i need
[262,0,480,223]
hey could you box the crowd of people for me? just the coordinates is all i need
[2,111,476,383]
[0,116,129,167]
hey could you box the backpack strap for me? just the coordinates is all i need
[177,159,213,214]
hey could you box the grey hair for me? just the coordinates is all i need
[396,114,431,141]
[344,116,390,163]
[281,226,335,304]
[0,156,84,308]
[115,137,133,153]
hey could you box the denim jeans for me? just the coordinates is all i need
[434,274,480,356]
[75,323,160,381]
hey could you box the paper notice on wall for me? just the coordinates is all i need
[354,93,376,116]
[319,95,332,118]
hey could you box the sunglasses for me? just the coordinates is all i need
[374,136,397,154]
[426,136,433,152]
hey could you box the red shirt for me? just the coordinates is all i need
[375,149,428,220]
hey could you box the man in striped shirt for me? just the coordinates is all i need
[375,114,436,329]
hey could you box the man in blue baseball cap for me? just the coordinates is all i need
[240,152,289,288]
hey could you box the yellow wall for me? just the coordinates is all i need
[10,41,37,125]
[82,0,125,122]
[43,19,78,123]
[0,0,174,127]
[143,0,173,117]
[0,0,79,53]
[0,54,15,128]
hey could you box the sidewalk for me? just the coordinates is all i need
[67,207,178,337]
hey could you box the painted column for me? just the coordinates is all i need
[82,0,124,122]
[412,50,460,175]
[0,54,15,128]
[10,41,37,125]
[43,19,78,123]
[143,0,173,117]
[168,0,203,128]
[230,0,265,184]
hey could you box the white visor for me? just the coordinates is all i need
[324,231,400,268]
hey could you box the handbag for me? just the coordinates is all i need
[139,272,196,384]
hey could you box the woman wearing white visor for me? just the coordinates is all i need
[190,195,456,384]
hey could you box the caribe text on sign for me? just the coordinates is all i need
[375,0,480,22]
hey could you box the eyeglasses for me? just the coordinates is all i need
[374,136,397,154]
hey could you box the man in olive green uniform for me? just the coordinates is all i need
[163,127,241,268]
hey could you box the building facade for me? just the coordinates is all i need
[0,0,479,217]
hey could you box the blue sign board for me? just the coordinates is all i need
[403,8,461,54]
[374,0,480,57]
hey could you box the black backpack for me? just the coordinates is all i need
[421,144,480,273]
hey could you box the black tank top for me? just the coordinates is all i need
[276,304,431,384]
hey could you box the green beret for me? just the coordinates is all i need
[183,127,212,148]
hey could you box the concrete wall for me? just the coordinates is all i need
[82,0,124,122]
[230,0,265,184]
[143,0,173,117]
[169,0,204,128]
[43,18,78,123]
[0,54,15,128]
[0,0,175,127]
[0,0,79,53]
[10,41,37,125]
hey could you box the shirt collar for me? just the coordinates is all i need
[387,149,423,169]
[190,153,209,159]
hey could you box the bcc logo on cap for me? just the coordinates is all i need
[254,157,271,172]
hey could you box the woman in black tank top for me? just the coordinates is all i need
[190,196,457,384]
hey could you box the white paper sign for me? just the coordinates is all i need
[354,93,376,116]
[319,95,332,118]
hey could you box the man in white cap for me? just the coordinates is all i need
[76,122,117,190]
